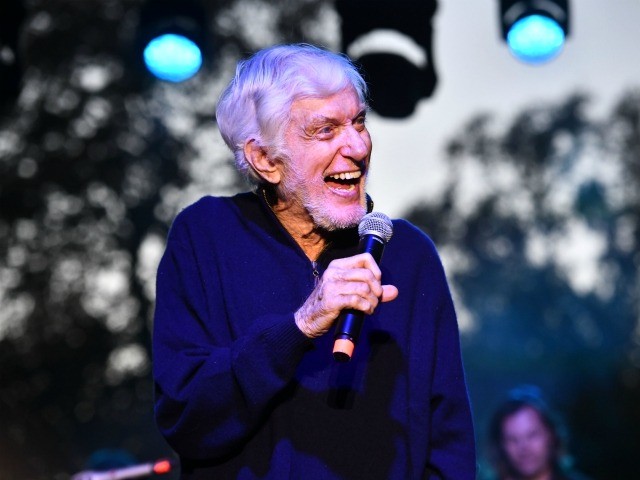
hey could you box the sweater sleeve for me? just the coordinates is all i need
[152,213,312,460]
[423,242,477,479]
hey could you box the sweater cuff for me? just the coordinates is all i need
[233,314,313,399]
[259,313,313,364]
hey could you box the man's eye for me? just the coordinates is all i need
[317,125,335,136]
[354,116,366,131]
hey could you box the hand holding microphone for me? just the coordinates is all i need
[293,212,396,360]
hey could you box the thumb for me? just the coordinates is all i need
[381,284,399,303]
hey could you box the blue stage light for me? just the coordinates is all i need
[143,33,203,82]
[507,14,565,64]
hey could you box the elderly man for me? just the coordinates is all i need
[153,43,475,479]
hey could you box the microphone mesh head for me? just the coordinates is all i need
[358,212,393,243]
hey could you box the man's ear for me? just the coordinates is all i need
[244,139,282,185]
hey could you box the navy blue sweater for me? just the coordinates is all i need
[153,192,475,479]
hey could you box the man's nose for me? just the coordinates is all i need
[340,126,370,160]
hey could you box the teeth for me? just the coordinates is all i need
[328,171,362,180]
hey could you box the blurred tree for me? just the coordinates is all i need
[0,0,335,477]
[405,90,640,478]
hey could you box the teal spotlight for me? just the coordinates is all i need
[135,0,210,84]
[507,14,565,64]
[143,33,203,82]
[499,0,570,65]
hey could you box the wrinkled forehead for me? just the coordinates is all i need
[290,87,366,121]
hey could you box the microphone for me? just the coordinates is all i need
[71,459,174,480]
[333,212,393,362]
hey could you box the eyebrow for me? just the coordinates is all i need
[306,109,368,125]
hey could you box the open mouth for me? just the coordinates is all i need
[324,170,362,190]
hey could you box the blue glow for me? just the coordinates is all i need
[507,14,565,64]
[143,33,202,82]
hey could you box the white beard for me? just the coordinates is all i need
[278,157,367,231]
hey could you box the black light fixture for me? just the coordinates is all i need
[336,0,438,119]
[499,0,570,64]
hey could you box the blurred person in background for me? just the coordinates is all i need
[487,385,591,480]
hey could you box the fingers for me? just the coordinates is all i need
[323,253,394,310]
[323,267,383,300]
[294,253,397,338]
[330,253,382,280]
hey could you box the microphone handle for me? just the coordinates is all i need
[333,234,386,362]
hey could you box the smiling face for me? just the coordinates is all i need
[501,406,556,479]
[275,86,371,231]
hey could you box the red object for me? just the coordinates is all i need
[153,460,172,475]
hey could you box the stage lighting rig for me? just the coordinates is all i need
[136,0,208,83]
[499,0,570,64]
[337,0,438,118]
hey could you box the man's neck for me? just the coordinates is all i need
[271,203,328,261]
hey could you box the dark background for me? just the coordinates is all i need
[1,1,639,478]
